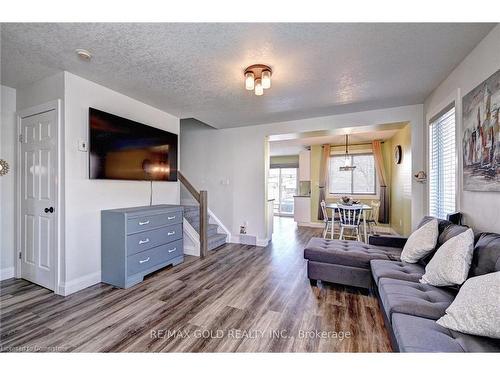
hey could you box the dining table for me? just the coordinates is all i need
[325,203,372,243]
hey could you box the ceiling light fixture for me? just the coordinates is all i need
[244,64,272,96]
[339,134,357,171]
[75,49,92,61]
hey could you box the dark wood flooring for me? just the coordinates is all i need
[0,217,392,352]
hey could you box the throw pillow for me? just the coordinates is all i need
[400,219,438,263]
[420,228,474,286]
[437,271,500,339]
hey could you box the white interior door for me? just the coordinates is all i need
[20,109,58,290]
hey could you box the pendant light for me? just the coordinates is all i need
[339,134,356,171]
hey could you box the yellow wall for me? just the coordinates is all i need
[310,145,322,222]
[309,142,392,223]
[389,124,412,236]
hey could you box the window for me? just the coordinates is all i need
[429,104,456,219]
[268,167,298,216]
[329,153,376,195]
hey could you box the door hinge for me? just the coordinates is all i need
[18,134,23,143]
[18,251,22,260]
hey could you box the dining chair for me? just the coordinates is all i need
[320,200,333,239]
[365,200,381,234]
[337,204,363,241]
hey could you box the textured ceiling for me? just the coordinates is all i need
[270,128,403,156]
[1,23,495,128]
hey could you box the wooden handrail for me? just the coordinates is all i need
[178,171,200,203]
[178,170,208,258]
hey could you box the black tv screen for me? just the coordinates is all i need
[89,108,177,181]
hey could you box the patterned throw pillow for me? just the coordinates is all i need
[420,228,474,286]
[400,219,439,263]
[437,272,500,339]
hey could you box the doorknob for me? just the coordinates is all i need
[44,207,54,213]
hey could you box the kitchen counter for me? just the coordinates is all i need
[294,195,311,226]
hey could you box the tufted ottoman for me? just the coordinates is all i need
[303,237,402,289]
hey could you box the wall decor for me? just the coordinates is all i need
[414,171,427,183]
[394,145,402,164]
[0,159,9,176]
[462,69,500,191]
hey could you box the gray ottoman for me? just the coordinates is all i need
[303,237,403,289]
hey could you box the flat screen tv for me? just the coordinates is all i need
[89,108,178,181]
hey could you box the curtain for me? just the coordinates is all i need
[318,144,331,220]
[372,140,389,223]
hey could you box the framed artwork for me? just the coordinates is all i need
[462,69,500,191]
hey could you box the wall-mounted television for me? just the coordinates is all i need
[89,108,178,181]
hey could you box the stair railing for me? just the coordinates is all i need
[178,171,208,258]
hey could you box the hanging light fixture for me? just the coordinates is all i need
[254,78,264,96]
[339,134,357,171]
[245,71,255,90]
[261,69,271,89]
[244,64,272,96]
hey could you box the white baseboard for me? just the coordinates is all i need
[183,244,199,256]
[256,238,269,247]
[229,235,269,247]
[0,267,15,281]
[297,222,324,228]
[57,271,101,296]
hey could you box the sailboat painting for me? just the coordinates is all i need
[462,69,500,191]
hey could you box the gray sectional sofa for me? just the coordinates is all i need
[303,216,500,352]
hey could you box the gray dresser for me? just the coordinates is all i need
[101,204,184,288]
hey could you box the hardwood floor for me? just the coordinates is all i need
[0,217,392,352]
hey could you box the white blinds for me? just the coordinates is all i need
[429,105,456,219]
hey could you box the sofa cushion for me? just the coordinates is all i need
[470,232,500,277]
[303,238,401,269]
[420,228,475,286]
[370,260,425,286]
[400,219,439,263]
[392,313,500,353]
[437,272,500,339]
[378,278,456,320]
[417,216,469,265]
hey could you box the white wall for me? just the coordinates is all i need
[181,104,424,244]
[63,72,180,294]
[424,24,500,233]
[0,85,16,280]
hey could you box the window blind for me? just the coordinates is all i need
[429,105,456,219]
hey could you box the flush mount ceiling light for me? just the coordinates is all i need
[244,64,272,96]
[75,49,92,61]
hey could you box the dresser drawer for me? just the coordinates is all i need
[127,211,182,233]
[127,223,183,256]
[127,240,183,276]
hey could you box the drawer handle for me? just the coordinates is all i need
[139,257,150,264]
[139,220,150,226]
[167,216,176,220]
[168,248,177,253]
[167,231,175,236]
[139,238,150,245]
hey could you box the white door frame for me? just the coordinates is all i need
[16,99,64,295]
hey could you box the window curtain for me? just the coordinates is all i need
[318,144,331,220]
[372,140,389,223]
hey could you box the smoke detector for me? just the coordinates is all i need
[75,49,92,61]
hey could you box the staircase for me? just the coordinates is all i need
[183,205,227,251]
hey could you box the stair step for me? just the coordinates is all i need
[184,209,200,220]
[187,222,218,235]
[207,233,227,251]
[182,205,227,251]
